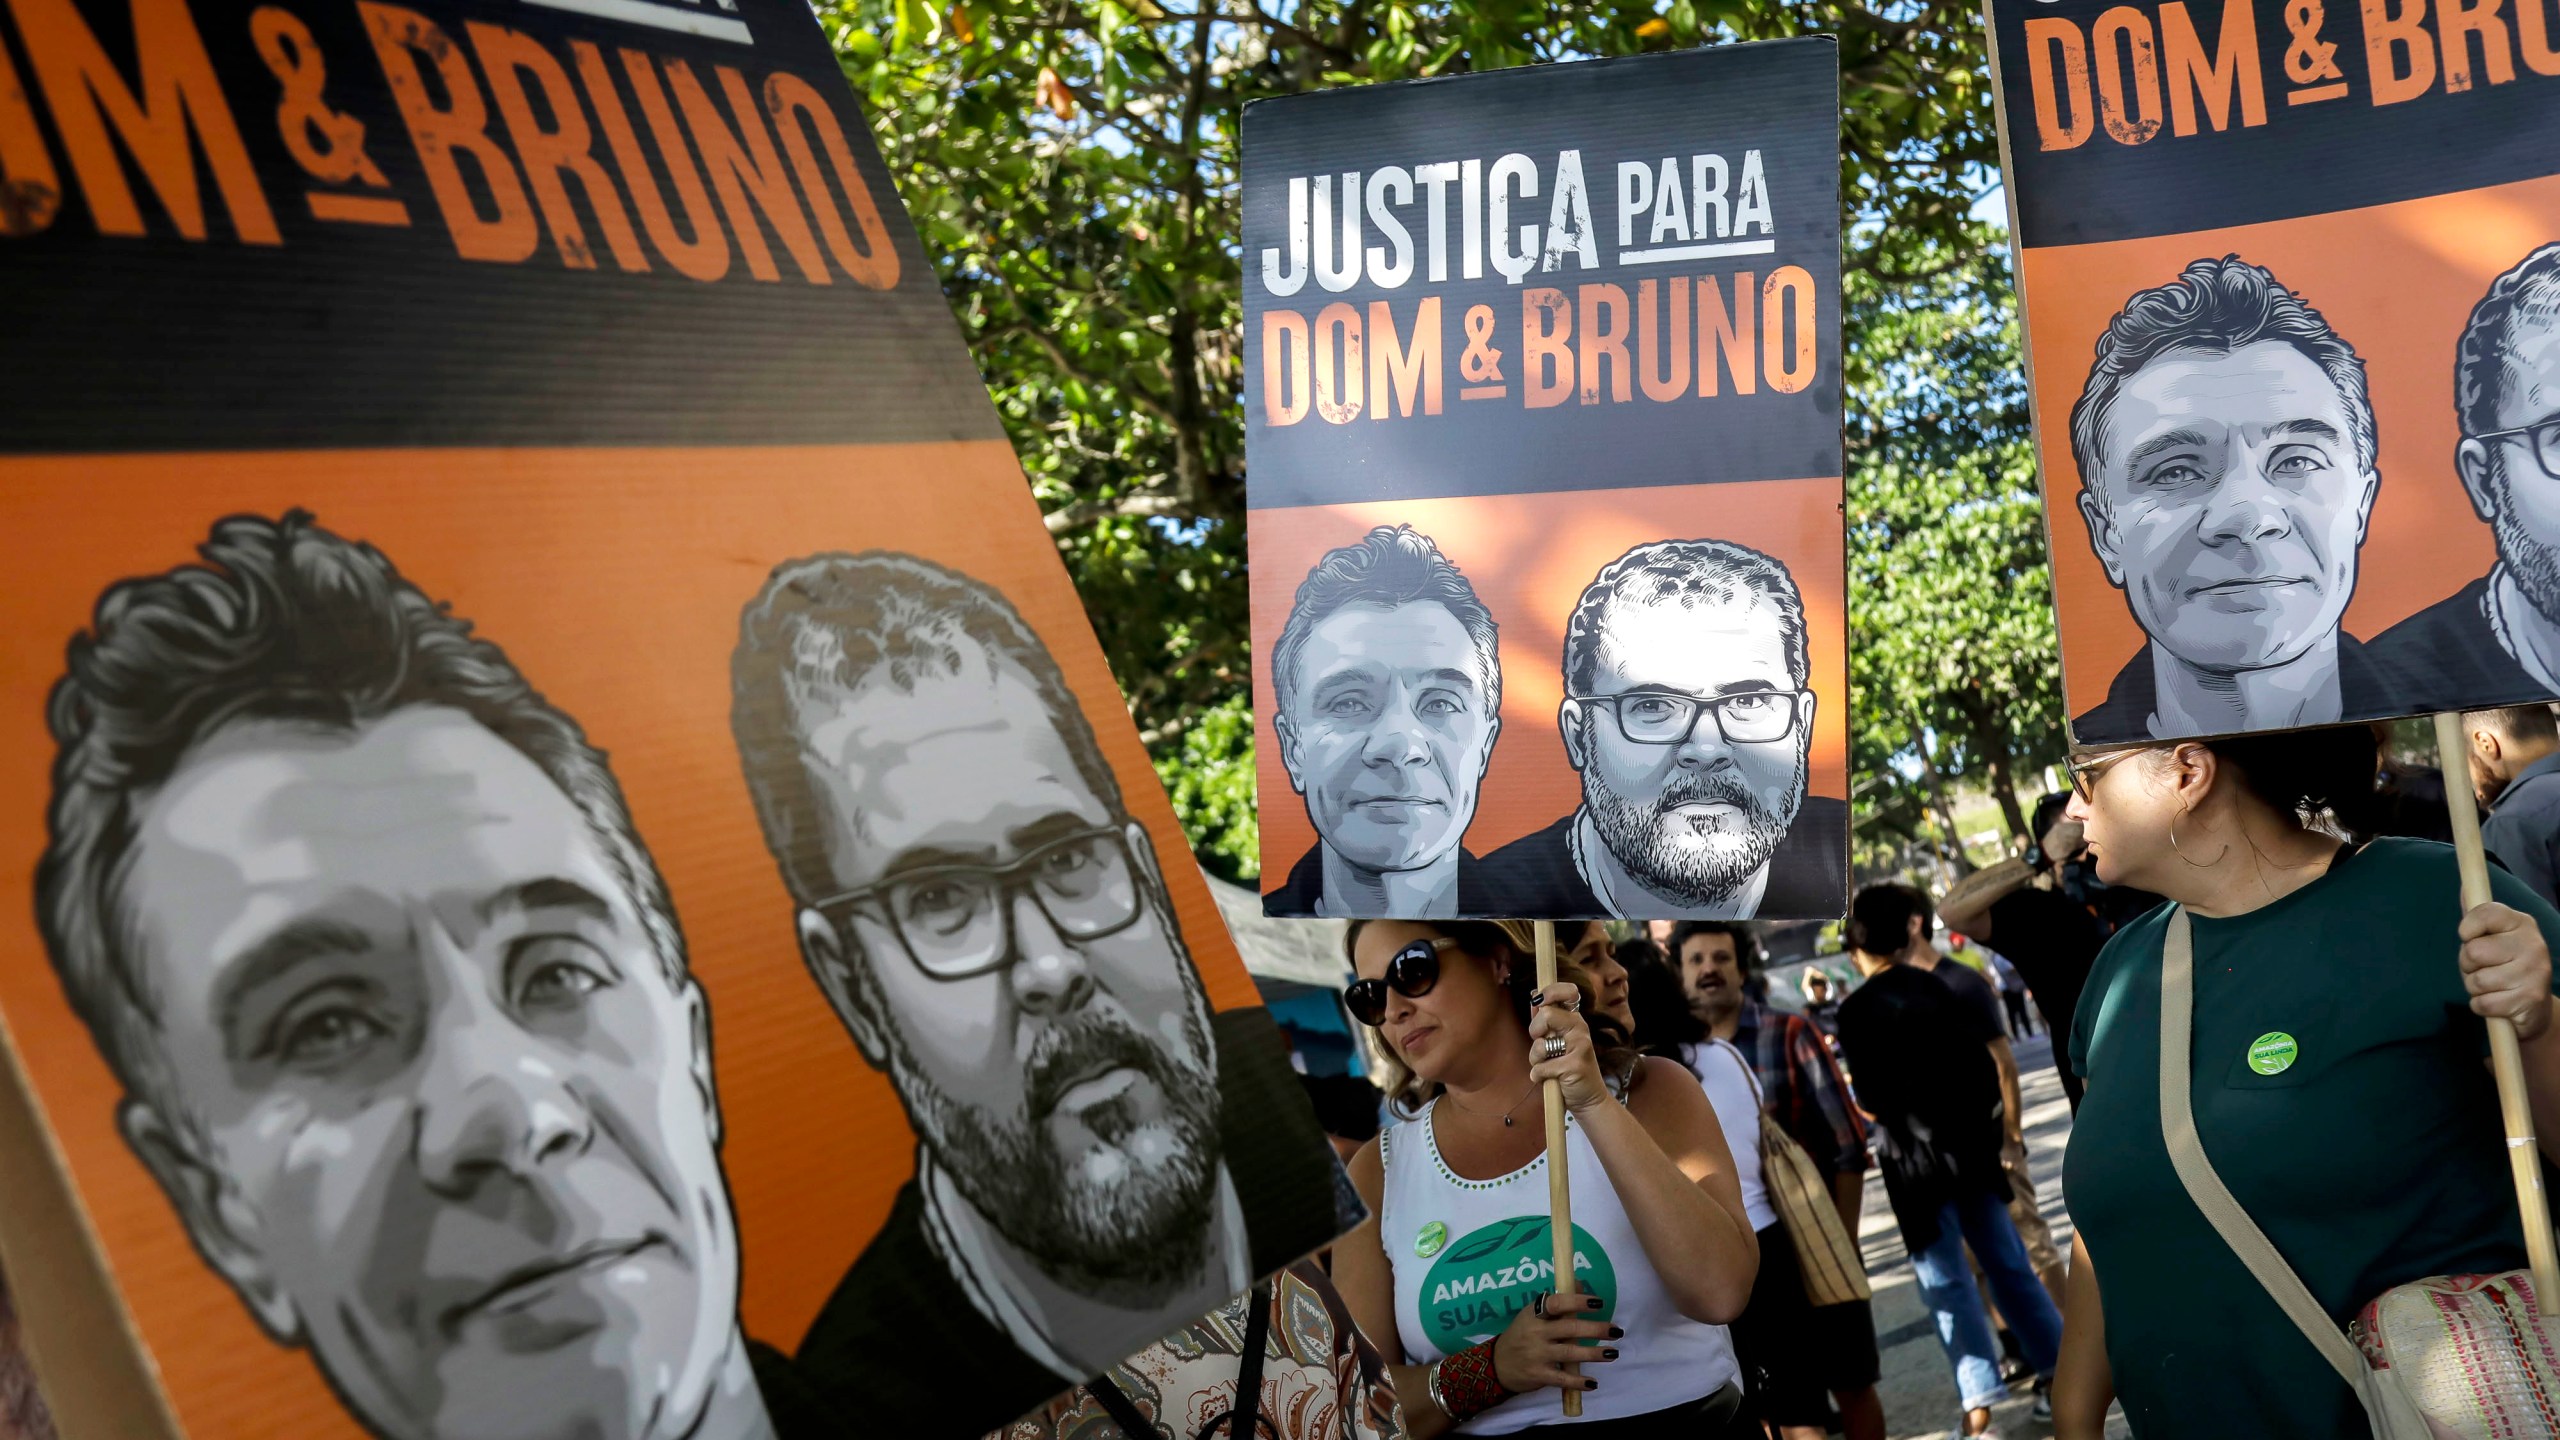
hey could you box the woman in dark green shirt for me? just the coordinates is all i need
[2050,725,2560,1439]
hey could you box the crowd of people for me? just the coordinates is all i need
[13,720,2560,1440]
[1291,717,2560,1440]
[1307,883,2127,1439]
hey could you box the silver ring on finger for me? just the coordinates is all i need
[1546,1034,1568,1058]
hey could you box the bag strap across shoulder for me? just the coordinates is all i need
[1710,1037,1767,1111]
[2156,907,2368,1391]
[1084,1281,1274,1439]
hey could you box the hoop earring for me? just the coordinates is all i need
[2170,813,2229,867]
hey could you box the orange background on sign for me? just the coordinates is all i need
[2024,170,2560,724]
[0,442,1266,1440]
[1250,476,1849,898]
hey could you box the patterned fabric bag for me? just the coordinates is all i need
[2352,1271,2560,1438]
[2160,907,2558,1440]
[0,1268,57,1440]
[985,1261,1402,1440]
[1715,1041,1871,1307]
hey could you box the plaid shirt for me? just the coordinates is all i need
[1732,1000,1870,1178]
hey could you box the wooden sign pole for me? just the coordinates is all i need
[2433,712,2560,1313]
[1533,919,1583,1415]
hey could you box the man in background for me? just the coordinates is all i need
[1940,793,2154,1111]
[1800,969,1842,1039]
[1837,886,2060,1439]
[1897,888,2067,1338]
[1675,922,1885,1440]
[2372,734,2458,844]
[1680,924,1868,1233]
[2465,704,2560,908]
[1986,948,2036,1037]
[1905,918,2022,1147]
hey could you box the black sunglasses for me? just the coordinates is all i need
[1343,938,1451,1026]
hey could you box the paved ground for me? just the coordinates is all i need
[1854,1028,2132,1440]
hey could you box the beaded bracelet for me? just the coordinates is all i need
[1434,1338,1511,1421]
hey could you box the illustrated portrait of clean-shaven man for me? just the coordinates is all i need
[2371,243,2560,710]
[2067,256,2391,744]
[1265,524,1502,919]
[31,513,820,1440]
[726,551,1337,1437]
[1476,538,1847,919]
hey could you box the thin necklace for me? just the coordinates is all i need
[1443,1080,1538,1127]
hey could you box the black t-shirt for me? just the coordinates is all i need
[1985,886,2108,1041]
[1921,956,2006,1040]
[1835,964,2009,1250]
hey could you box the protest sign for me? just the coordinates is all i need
[1989,0,2560,1310]
[0,0,1349,1433]
[1243,40,1849,922]
[1986,0,2560,745]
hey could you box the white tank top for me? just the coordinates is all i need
[1685,1040,1775,1232]
[1377,1097,1740,1432]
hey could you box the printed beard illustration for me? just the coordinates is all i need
[725,551,1329,1427]
[2367,242,2560,716]
[1468,537,1841,921]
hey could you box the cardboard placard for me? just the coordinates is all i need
[0,0,1348,1435]
[1242,41,1849,922]
[1987,0,2560,743]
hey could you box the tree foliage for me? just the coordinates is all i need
[822,0,2035,879]
[1845,222,2068,870]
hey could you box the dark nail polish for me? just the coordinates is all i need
[1601,1348,1618,1360]
[1584,1379,1599,1391]
[1608,1326,1624,1339]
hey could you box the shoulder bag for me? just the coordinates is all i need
[2159,906,2559,1440]
[1711,1036,1870,1307]
[1085,1282,1274,1439]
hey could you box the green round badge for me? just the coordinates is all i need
[1414,1220,1448,1259]
[1415,1216,1617,1355]
[2248,1031,2299,1076]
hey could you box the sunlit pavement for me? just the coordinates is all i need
[1852,1027,2134,1440]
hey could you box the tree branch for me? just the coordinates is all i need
[1043,483,1187,535]
[986,321,1181,425]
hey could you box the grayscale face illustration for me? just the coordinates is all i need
[2462,273,2560,622]
[33,514,763,1440]
[1277,599,1499,876]
[120,711,737,1440]
[739,555,1222,1290]
[2078,339,2379,673]
[1563,558,1814,906]
[1265,525,1503,916]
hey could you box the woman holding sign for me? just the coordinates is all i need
[2050,725,2560,1439]
[1332,920,1759,1437]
